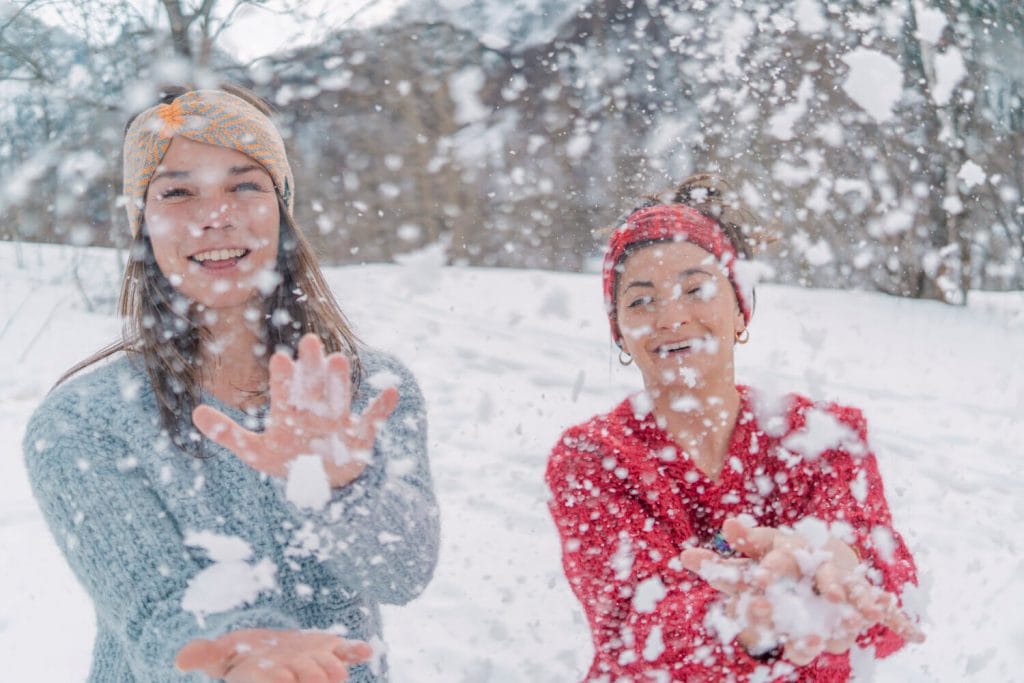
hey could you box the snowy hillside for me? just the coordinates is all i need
[1,242,1022,681]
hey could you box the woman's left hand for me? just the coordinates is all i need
[680,517,924,665]
[193,334,399,488]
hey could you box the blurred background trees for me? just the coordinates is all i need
[2,0,1021,302]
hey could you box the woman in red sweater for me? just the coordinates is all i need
[546,174,923,682]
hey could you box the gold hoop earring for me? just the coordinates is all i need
[618,349,633,366]
[735,328,750,345]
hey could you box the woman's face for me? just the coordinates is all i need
[615,240,746,392]
[143,136,280,312]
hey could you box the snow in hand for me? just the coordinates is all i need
[2,243,1023,681]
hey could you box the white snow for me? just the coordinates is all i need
[181,530,278,627]
[931,47,967,107]
[633,576,668,614]
[841,48,904,123]
[286,454,333,510]
[1,242,1023,681]
[448,66,490,125]
[793,0,827,35]
[768,76,815,141]
[914,4,947,45]
[957,160,986,190]
[181,558,279,628]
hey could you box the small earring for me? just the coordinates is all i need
[735,328,750,344]
[618,348,634,366]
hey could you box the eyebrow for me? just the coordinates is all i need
[678,268,713,279]
[150,164,264,183]
[623,268,713,292]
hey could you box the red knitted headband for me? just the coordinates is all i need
[602,204,752,346]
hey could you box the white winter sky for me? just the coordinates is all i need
[31,0,409,62]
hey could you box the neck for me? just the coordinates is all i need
[648,373,741,482]
[198,304,268,409]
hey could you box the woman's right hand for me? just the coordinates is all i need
[192,333,399,489]
[680,517,923,665]
[176,628,372,682]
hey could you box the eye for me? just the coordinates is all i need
[157,187,192,199]
[692,279,718,300]
[627,295,654,309]
[232,181,264,192]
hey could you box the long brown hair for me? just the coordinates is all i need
[58,85,361,454]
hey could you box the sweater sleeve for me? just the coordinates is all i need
[277,352,440,606]
[23,388,300,682]
[800,404,918,658]
[546,427,772,681]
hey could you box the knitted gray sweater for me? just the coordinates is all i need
[23,349,439,682]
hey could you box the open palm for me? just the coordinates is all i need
[193,334,399,487]
[176,628,373,682]
[680,517,924,665]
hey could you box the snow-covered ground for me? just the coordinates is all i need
[1,242,1021,681]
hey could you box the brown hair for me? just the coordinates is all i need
[58,84,361,454]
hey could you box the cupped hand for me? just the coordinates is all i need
[176,628,373,682]
[680,517,924,665]
[193,334,399,488]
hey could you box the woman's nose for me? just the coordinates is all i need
[193,195,235,230]
[655,296,690,330]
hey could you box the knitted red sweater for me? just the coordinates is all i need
[546,386,917,682]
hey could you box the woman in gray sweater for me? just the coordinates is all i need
[23,84,439,682]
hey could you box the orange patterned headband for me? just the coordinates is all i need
[122,89,294,237]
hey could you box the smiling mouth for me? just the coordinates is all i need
[189,248,250,268]
[655,341,693,357]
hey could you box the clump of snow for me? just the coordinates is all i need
[629,391,654,419]
[841,48,904,122]
[448,66,489,125]
[181,531,278,627]
[932,48,966,106]
[782,407,863,460]
[611,536,634,581]
[643,625,665,661]
[914,4,947,45]
[286,455,332,510]
[768,77,814,141]
[957,160,986,190]
[633,576,668,613]
[367,370,401,391]
[793,0,827,34]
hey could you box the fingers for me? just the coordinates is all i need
[754,548,802,588]
[334,640,373,664]
[813,560,848,603]
[289,657,331,683]
[679,548,755,594]
[175,638,233,677]
[783,633,825,666]
[311,652,350,682]
[722,517,783,560]
[193,405,260,459]
[294,335,328,405]
[270,350,297,411]
[325,354,352,418]
[871,591,925,643]
[353,387,399,444]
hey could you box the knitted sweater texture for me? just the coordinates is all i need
[24,349,439,682]
[546,386,917,682]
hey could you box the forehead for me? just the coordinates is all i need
[618,240,718,282]
[155,136,266,175]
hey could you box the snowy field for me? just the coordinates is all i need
[1,241,1022,682]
